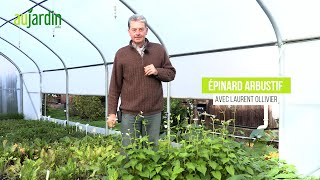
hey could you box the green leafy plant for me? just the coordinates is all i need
[0,118,318,179]
[162,98,193,141]
[70,95,104,120]
[0,113,24,120]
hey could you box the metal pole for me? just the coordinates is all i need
[40,72,42,119]
[66,71,69,122]
[167,83,171,139]
[44,93,47,116]
[105,65,109,135]
[20,74,23,116]
[256,0,284,161]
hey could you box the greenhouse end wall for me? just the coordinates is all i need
[0,57,20,114]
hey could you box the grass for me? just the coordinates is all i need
[45,106,121,130]
[0,113,24,120]
[45,106,65,119]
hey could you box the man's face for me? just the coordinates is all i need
[128,21,148,46]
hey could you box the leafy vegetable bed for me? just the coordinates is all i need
[0,119,317,179]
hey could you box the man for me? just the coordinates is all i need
[107,14,176,148]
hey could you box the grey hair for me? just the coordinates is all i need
[128,14,148,28]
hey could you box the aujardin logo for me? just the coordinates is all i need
[14,8,62,28]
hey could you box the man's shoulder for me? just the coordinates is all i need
[147,42,165,51]
[114,45,135,59]
[148,42,163,47]
[116,45,131,54]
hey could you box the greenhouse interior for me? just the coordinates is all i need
[1,0,320,179]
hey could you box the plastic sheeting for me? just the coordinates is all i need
[279,41,320,175]
[0,57,20,114]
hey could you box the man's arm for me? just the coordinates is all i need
[155,51,176,82]
[107,55,123,122]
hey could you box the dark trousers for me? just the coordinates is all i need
[120,112,161,148]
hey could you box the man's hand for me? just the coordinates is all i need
[107,114,117,128]
[144,64,158,76]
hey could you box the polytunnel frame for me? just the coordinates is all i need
[0,16,70,122]
[28,0,111,134]
[121,0,281,138]
[0,0,174,135]
[4,0,320,137]
[39,0,320,138]
[0,0,284,137]
[257,1,320,176]
[0,36,42,119]
[28,0,172,135]
[0,52,23,115]
[20,0,172,135]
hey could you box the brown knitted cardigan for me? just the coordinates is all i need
[108,39,176,115]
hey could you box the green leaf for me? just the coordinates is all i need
[139,170,150,178]
[228,153,237,159]
[274,173,297,179]
[211,171,222,180]
[186,174,194,180]
[144,148,155,156]
[136,163,142,171]
[209,161,218,170]
[122,174,134,180]
[173,165,184,175]
[227,174,251,180]
[226,165,235,176]
[246,166,254,175]
[107,168,119,180]
[199,150,210,160]
[28,8,33,13]
[237,165,246,171]
[150,170,157,178]
[179,152,189,158]
[124,159,138,169]
[106,145,113,151]
[267,168,279,177]
[210,143,219,150]
[138,153,146,159]
[221,158,230,164]
[171,174,179,180]
[196,164,207,176]
[186,162,196,171]
[152,154,160,162]
[152,175,161,180]
[155,166,162,173]
[160,169,170,178]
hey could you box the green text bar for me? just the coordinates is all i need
[202,77,291,94]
